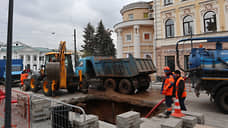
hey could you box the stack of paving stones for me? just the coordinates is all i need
[161,118,183,128]
[31,98,51,122]
[69,112,99,128]
[139,111,206,128]
[194,124,215,128]
[181,116,197,128]
[116,111,142,128]
[16,94,29,119]
[182,111,205,124]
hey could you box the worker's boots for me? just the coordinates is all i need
[164,111,171,118]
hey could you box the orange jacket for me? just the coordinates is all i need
[162,75,175,96]
[176,77,187,98]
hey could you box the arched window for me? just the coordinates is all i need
[204,11,217,32]
[183,15,193,36]
[165,19,174,38]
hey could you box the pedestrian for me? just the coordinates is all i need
[174,70,187,111]
[161,66,175,117]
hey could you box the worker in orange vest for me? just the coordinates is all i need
[174,70,187,111]
[161,66,175,117]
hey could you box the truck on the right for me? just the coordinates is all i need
[176,36,228,114]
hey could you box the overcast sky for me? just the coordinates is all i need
[0,0,152,50]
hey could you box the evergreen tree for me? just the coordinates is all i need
[94,20,116,56]
[82,23,95,57]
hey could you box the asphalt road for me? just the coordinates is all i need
[151,82,228,128]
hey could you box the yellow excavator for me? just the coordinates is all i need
[29,41,79,96]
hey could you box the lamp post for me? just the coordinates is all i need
[5,0,14,127]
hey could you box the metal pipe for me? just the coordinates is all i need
[153,0,157,79]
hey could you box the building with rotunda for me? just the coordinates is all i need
[114,1,154,59]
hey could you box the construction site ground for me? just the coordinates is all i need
[9,82,228,128]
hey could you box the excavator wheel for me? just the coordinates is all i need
[42,78,56,96]
[118,79,134,94]
[104,78,117,91]
[30,75,40,92]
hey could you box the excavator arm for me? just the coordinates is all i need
[59,41,67,88]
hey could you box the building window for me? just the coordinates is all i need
[204,11,217,32]
[183,15,193,36]
[144,13,148,18]
[33,64,37,70]
[165,56,175,72]
[184,55,189,70]
[33,55,37,61]
[165,19,174,38]
[143,32,152,41]
[125,33,132,42]
[164,0,173,6]
[27,55,30,61]
[128,14,134,20]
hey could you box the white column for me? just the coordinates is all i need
[30,55,33,70]
[134,25,140,58]
[23,55,26,69]
[37,54,40,70]
[117,29,123,58]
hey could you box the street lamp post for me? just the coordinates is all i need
[5,0,14,127]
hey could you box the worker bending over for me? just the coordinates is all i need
[174,70,187,111]
[161,66,175,117]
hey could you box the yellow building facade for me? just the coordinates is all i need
[154,0,228,77]
[114,1,154,58]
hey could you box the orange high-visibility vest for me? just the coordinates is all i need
[176,77,187,98]
[162,75,174,96]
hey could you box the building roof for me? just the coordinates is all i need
[0,41,54,53]
[120,1,152,15]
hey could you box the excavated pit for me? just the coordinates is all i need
[75,98,165,124]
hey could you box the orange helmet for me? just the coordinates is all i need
[163,66,170,71]
[163,66,170,72]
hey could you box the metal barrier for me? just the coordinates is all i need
[0,86,86,128]
[30,94,86,128]
[0,86,31,128]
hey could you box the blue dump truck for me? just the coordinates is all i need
[75,54,156,94]
[0,59,23,86]
[176,36,228,113]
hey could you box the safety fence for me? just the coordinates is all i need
[0,86,87,128]
[0,86,31,128]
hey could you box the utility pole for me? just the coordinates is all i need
[5,0,14,127]
[74,29,77,67]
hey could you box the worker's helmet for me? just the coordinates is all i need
[163,66,170,73]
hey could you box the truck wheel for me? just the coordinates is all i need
[30,75,40,92]
[104,78,116,91]
[118,79,134,94]
[22,79,30,91]
[215,87,228,114]
[42,79,56,96]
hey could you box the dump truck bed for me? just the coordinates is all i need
[82,54,156,78]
